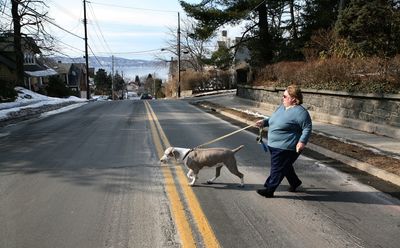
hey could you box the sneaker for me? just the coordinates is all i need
[288,182,302,192]
[256,188,274,198]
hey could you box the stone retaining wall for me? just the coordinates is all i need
[237,84,400,139]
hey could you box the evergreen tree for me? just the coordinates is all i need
[180,0,275,66]
[46,76,73,98]
[210,45,234,70]
[300,0,341,47]
[94,69,111,95]
[335,0,400,57]
[113,72,125,92]
[134,75,141,87]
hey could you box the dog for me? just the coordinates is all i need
[160,145,244,187]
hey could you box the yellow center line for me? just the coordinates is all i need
[144,101,196,248]
[145,101,221,248]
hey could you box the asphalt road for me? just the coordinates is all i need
[0,99,399,248]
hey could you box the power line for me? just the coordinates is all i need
[47,50,80,63]
[1,5,85,55]
[87,44,104,67]
[89,2,177,13]
[54,37,85,53]
[87,2,113,55]
[114,48,165,55]
[47,0,82,20]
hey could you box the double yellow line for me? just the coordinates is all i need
[144,101,220,248]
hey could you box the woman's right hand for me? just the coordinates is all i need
[255,119,264,128]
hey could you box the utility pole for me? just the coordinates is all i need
[177,12,181,98]
[83,0,90,99]
[153,72,156,98]
[111,55,114,100]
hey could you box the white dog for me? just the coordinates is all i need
[160,145,244,187]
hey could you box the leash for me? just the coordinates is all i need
[195,124,255,149]
[256,128,268,152]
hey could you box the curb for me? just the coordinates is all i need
[197,102,400,187]
[307,143,400,187]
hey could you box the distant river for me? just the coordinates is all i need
[97,64,169,82]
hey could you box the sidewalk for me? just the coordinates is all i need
[190,92,400,187]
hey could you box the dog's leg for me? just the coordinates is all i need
[225,159,244,187]
[207,165,223,184]
[187,169,194,180]
[189,173,197,186]
[187,169,198,186]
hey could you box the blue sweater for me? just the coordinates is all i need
[263,105,312,151]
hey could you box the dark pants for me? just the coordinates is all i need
[264,146,301,192]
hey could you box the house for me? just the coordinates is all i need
[218,30,252,85]
[0,33,57,91]
[50,61,89,98]
[232,37,251,85]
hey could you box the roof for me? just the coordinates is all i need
[0,34,41,54]
[51,63,72,74]
[25,68,57,77]
[24,64,57,77]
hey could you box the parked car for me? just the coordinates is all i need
[96,95,111,101]
[140,93,153,100]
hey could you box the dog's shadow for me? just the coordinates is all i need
[193,182,261,191]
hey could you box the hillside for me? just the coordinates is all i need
[51,56,167,68]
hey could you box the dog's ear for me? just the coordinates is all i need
[172,149,179,159]
[165,147,173,156]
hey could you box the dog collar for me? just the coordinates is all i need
[182,149,194,161]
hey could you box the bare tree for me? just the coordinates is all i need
[9,0,54,86]
[159,17,213,72]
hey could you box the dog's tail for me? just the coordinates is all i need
[232,145,244,153]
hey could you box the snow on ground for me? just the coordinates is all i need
[0,87,88,120]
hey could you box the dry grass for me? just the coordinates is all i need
[254,56,400,94]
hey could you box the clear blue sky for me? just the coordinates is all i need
[46,0,189,60]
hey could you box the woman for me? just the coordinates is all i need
[255,84,312,198]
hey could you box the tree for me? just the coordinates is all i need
[113,72,125,92]
[144,73,153,94]
[94,69,111,95]
[209,45,233,70]
[179,0,287,66]
[160,17,213,72]
[154,78,163,98]
[134,75,141,87]
[335,0,400,57]
[8,0,54,86]
[299,0,341,46]
[296,0,342,59]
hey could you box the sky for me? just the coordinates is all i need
[44,0,242,61]
[44,0,188,61]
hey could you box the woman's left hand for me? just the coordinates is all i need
[296,142,306,153]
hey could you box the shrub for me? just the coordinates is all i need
[0,80,17,102]
[46,76,73,98]
[181,70,209,91]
